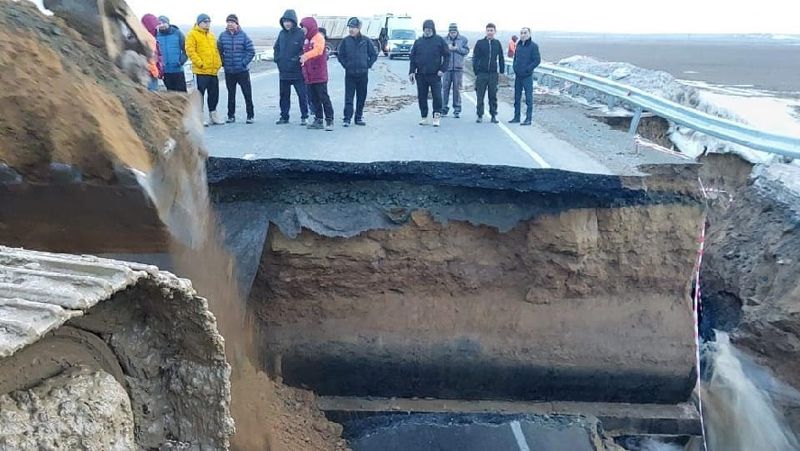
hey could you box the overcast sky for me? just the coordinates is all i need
[30,0,800,34]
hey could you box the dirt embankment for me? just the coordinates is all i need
[701,157,800,432]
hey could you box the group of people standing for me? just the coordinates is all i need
[411,21,541,127]
[274,10,378,130]
[141,13,256,126]
[139,12,541,131]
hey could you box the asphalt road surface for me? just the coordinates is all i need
[204,58,637,175]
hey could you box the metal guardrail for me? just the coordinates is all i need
[503,58,800,159]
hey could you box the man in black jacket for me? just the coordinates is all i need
[338,17,378,127]
[274,9,309,125]
[472,23,504,123]
[510,27,541,126]
[409,19,450,127]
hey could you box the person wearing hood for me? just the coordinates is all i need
[218,14,256,124]
[409,19,449,127]
[299,17,334,131]
[337,17,377,127]
[472,23,504,123]
[186,14,224,126]
[274,9,309,125]
[441,23,469,118]
[156,16,187,92]
[510,27,541,126]
[140,14,162,91]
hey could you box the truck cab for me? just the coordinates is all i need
[383,16,416,59]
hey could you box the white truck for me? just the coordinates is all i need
[312,14,417,58]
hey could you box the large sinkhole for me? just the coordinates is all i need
[202,160,706,406]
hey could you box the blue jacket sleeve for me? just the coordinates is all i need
[178,31,188,65]
[244,33,256,67]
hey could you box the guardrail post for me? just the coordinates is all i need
[629,107,644,136]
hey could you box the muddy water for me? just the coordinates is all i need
[702,332,800,451]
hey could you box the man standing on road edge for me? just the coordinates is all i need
[274,9,309,125]
[156,16,187,92]
[472,23,504,124]
[186,14,224,126]
[442,23,469,118]
[409,19,449,127]
[510,27,541,126]
[338,17,378,127]
[218,14,256,124]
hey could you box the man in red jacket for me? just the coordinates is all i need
[300,17,334,131]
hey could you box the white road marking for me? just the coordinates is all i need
[510,420,532,451]
[462,93,551,168]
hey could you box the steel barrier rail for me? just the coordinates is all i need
[502,58,800,159]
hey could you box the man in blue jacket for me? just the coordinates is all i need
[274,9,309,125]
[510,27,541,126]
[156,16,187,92]
[218,14,256,124]
[337,17,378,127]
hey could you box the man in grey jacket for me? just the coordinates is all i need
[442,23,469,118]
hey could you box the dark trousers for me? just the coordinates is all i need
[343,73,369,121]
[225,71,254,119]
[514,74,534,121]
[475,72,499,117]
[416,73,442,118]
[308,82,334,122]
[279,78,309,120]
[196,74,220,112]
[163,72,187,92]
[307,83,316,117]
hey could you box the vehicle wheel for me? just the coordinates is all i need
[389,55,395,60]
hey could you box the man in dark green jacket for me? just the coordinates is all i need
[472,23,504,123]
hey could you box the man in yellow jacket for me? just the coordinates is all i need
[186,14,224,126]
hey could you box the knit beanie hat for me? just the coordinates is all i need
[226,14,239,25]
[196,14,210,25]
[158,16,170,25]
[449,23,458,32]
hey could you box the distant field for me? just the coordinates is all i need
[241,27,800,94]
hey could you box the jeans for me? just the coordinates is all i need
[475,72,498,117]
[279,78,309,120]
[416,73,442,118]
[442,70,463,114]
[343,73,369,121]
[225,71,254,119]
[514,74,534,121]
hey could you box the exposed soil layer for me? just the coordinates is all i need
[209,162,707,406]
